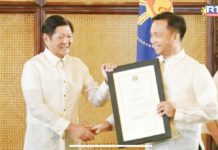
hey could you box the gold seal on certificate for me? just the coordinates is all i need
[107,59,171,146]
[132,76,138,81]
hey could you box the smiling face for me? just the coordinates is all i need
[43,25,73,58]
[150,19,178,58]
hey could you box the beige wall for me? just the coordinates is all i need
[0,13,35,149]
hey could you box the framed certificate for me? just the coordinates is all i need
[107,59,171,145]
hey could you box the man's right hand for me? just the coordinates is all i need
[67,123,95,142]
[91,121,113,134]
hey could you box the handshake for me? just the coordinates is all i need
[66,121,113,142]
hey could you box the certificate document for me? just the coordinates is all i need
[107,59,171,145]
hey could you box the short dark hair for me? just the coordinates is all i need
[42,15,74,37]
[152,12,186,40]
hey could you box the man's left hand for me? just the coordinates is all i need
[101,64,117,81]
[157,101,175,118]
